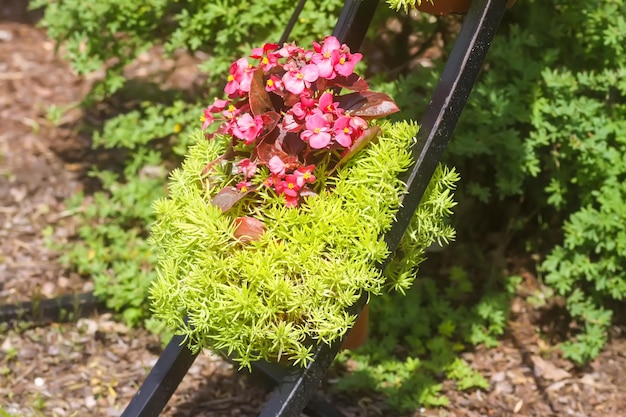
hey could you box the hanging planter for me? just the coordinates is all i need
[390,0,516,15]
[149,37,459,368]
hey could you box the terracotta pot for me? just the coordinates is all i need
[341,304,369,350]
[414,0,516,15]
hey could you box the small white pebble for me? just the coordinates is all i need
[34,377,45,387]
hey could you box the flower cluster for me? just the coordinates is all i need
[201,36,398,209]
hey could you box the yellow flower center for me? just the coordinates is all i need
[228,74,235,82]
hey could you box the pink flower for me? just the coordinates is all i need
[208,98,230,113]
[201,109,214,130]
[301,111,332,149]
[236,181,252,193]
[224,58,254,97]
[251,43,279,70]
[276,43,304,58]
[265,75,283,92]
[294,165,316,187]
[237,158,257,178]
[284,195,299,207]
[318,92,339,115]
[312,36,341,79]
[232,113,263,144]
[333,48,362,77]
[276,174,301,197]
[268,156,286,176]
[333,115,367,148]
[221,104,240,119]
[282,63,319,95]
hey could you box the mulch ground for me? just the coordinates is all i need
[1,3,625,416]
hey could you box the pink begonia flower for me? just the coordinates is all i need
[284,195,299,207]
[236,181,252,193]
[299,91,316,110]
[333,48,362,77]
[224,58,254,97]
[251,43,279,70]
[318,92,339,115]
[276,43,304,58]
[265,75,283,92]
[301,111,332,149]
[232,113,263,144]
[208,98,230,113]
[268,156,286,176]
[282,63,319,95]
[201,109,214,130]
[333,115,368,148]
[237,158,257,178]
[294,165,316,188]
[312,36,341,79]
[276,174,301,198]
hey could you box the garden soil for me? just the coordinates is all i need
[1,3,625,416]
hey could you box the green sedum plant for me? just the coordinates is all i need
[150,37,458,368]
[150,121,458,368]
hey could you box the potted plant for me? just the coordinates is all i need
[149,36,458,368]
[388,0,516,15]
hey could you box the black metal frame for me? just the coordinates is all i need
[120,0,509,415]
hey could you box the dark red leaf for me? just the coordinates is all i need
[211,186,250,212]
[249,68,273,116]
[256,111,281,142]
[332,73,369,92]
[201,155,225,176]
[337,91,400,119]
[256,143,299,169]
[234,217,265,243]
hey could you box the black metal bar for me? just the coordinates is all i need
[279,0,308,44]
[0,292,104,326]
[332,0,379,47]
[120,334,198,417]
[383,0,508,257]
[259,0,508,416]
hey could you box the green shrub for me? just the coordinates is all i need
[372,0,626,363]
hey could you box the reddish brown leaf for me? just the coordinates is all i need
[201,155,225,176]
[256,111,281,142]
[234,216,265,243]
[211,186,250,212]
[333,73,369,92]
[256,143,299,169]
[337,91,400,119]
[249,68,273,116]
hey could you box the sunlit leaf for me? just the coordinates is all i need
[249,68,273,116]
[234,216,265,242]
[211,186,250,212]
[337,91,400,119]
